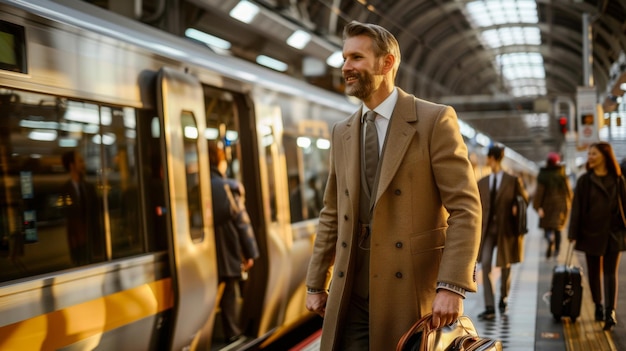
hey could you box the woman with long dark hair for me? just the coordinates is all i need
[569,141,626,331]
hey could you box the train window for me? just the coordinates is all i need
[181,112,204,242]
[138,115,168,252]
[203,87,243,182]
[0,89,155,283]
[283,134,328,223]
[100,106,144,258]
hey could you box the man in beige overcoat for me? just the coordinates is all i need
[305,21,482,350]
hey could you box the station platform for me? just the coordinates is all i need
[291,207,626,351]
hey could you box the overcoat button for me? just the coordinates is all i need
[342,242,347,248]
[395,272,403,278]
[344,215,349,220]
[338,272,345,277]
[394,189,401,195]
[345,190,349,196]
[396,242,403,248]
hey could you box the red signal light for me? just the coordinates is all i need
[558,116,568,134]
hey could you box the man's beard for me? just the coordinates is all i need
[344,70,375,100]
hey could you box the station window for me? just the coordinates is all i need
[182,112,204,242]
[0,88,159,282]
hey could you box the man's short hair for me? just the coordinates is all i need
[343,21,401,72]
[487,145,504,161]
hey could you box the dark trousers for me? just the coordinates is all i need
[220,277,242,339]
[337,294,369,350]
[481,224,511,308]
[544,229,561,256]
[586,252,621,310]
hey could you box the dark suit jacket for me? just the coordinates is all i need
[477,172,528,266]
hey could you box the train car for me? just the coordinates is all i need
[0,1,537,350]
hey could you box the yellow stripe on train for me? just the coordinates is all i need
[0,278,173,350]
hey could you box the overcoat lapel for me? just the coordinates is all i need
[374,93,417,204]
[342,111,362,218]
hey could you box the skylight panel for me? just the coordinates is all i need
[466,0,543,97]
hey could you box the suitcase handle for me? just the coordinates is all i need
[564,241,575,266]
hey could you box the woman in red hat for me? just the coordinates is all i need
[533,152,572,259]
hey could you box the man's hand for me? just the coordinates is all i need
[306,292,328,317]
[430,289,463,328]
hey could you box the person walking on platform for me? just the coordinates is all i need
[568,141,626,331]
[304,21,482,350]
[533,152,572,259]
[476,145,529,320]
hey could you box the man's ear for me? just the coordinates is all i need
[381,53,395,74]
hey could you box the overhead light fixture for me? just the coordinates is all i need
[326,51,343,68]
[286,30,311,50]
[92,133,117,145]
[204,128,219,140]
[28,130,57,141]
[230,0,260,24]
[185,28,231,50]
[296,136,311,148]
[256,55,288,72]
[316,139,330,150]
[59,138,78,148]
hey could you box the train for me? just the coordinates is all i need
[0,0,538,350]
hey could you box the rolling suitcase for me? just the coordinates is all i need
[550,243,583,322]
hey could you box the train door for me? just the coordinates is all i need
[157,67,218,350]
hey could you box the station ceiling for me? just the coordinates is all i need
[91,0,626,165]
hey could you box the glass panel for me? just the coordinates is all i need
[101,106,143,258]
[204,88,241,181]
[138,114,168,252]
[283,134,328,222]
[261,126,277,222]
[0,90,107,282]
[0,88,155,282]
[182,112,204,241]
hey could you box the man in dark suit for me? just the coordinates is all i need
[477,145,529,320]
[61,150,102,265]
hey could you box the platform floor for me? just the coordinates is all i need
[465,207,624,351]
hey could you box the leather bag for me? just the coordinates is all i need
[396,313,502,351]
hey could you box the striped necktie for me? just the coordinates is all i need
[364,111,379,192]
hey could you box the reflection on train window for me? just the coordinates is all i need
[283,134,329,223]
[0,89,160,282]
[182,111,204,242]
[203,87,242,182]
[100,106,143,258]
[261,125,278,222]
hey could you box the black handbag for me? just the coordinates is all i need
[396,313,502,351]
[512,195,528,236]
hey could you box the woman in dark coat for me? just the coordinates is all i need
[569,142,626,331]
[533,152,572,258]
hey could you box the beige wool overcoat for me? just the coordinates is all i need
[306,88,482,351]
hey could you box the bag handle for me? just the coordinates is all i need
[396,313,476,351]
[396,313,433,351]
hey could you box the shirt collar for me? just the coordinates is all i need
[361,87,398,122]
